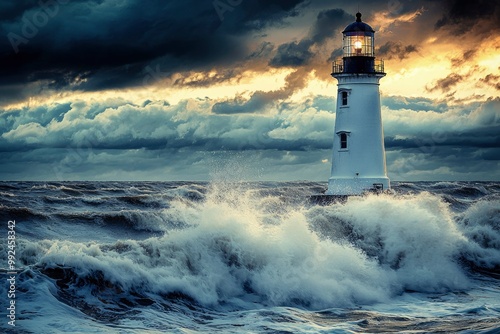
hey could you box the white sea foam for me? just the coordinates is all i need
[25,183,488,313]
[310,192,471,292]
[3,181,500,333]
[458,199,500,269]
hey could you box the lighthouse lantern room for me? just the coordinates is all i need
[326,12,390,195]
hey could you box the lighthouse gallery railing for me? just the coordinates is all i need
[331,59,384,74]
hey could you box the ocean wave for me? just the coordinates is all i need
[51,208,182,232]
[458,199,500,272]
[21,184,498,315]
[0,204,48,221]
[34,234,395,312]
[0,191,16,197]
[307,192,471,292]
[3,181,500,333]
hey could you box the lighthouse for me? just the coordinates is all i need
[326,12,390,195]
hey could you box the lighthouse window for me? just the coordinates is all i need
[340,133,348,149]
[341,91,348,106]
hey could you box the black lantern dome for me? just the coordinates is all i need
[342,12,375,33]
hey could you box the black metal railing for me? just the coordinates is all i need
[332,60,344,74]
[331,58,384,74]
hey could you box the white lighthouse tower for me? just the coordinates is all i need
[326,12,390,195]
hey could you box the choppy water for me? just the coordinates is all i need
[1,181,499,333]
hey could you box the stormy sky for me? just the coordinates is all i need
[0,0,499,181]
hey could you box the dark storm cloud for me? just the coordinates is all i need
[269,40,314,67]
[451,49,477,66]
[434,0,500,36]
[210,68,309,114]
[0,96,334,155]
[2,96,498,153]
[476,148,500,161]
[1,96,499,180]
[328,48,342,62]
[231,0,305,29]
[384,97,500,180]
[2,0,495,106]
[377,41,419,60]
[426,73,463,93]
[388,146,500,181]
[171,41,275,89]
[302,0,424,18]
[385,126,500,151]
[479,74,500,91]
[0,0,306,105]
[384,98,500,181]
[270,8,351,68]
[173,69,241,88]
[212,91,275,114]
[0,0,60,21]
[309,8,352,44]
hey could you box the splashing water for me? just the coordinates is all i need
[1,180,499,333]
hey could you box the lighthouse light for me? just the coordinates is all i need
[354,40,362,50]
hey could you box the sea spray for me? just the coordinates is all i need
[36,181,398,309]
[1,181,499,333]
[458,199,500,270]
[308,192,471,292]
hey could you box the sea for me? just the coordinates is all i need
[0,180,499,333]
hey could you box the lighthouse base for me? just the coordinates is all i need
[326,177,390,196]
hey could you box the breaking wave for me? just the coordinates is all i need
[1,180,499,332]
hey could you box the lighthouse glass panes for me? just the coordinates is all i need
[343,33,374,57]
